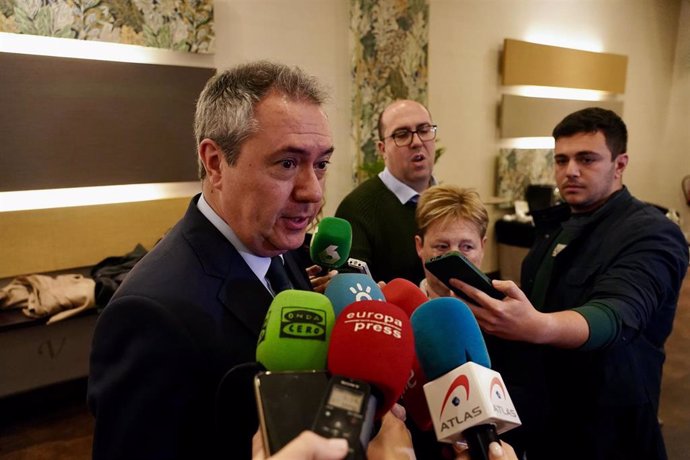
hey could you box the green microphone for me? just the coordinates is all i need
[256,290,335,371]
[309,217,352,269]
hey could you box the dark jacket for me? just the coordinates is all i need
[521,187,688,459]
[87,195,311,460]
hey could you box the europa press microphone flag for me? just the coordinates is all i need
[411,297,520,459]
[327,300,415,419]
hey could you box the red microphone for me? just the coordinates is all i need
[382,278,434,431]
[327,300,415,419]
[381,278,429,318]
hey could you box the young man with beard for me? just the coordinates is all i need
[453,107,688,460]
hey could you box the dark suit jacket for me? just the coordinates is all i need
[87,195,311,460]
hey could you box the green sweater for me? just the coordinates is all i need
[335,176,424,284]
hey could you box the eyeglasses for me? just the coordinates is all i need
[385,124,438,147]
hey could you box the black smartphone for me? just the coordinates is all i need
[254,370,330,455]
[424,251,503,301]
[312,375,371,460]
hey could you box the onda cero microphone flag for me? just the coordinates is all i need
[256,290,335,372]
[327,300,414,419]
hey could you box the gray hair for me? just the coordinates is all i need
[194,61,328,179]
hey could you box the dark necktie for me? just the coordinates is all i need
[266,256,293,294]
[406,194,419,207]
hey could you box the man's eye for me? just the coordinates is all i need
[393,130,411,140]
[281,159,297,169]
[315,160,330,170]
[417,125,432,134]
[555,158,568,165]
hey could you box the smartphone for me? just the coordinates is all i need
[312,375,371,460]
[424,251,503,302]
[254,370,330,455]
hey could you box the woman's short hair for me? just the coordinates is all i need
[416,184,489,239]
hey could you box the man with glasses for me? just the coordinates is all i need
[335,99,437,284]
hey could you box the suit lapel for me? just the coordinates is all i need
[181,195,312,337]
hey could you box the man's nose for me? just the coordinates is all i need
[409,131,423,147]
[565,160,580,177]
[294,166,323,203]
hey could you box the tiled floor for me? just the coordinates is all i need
[1,272,689,460]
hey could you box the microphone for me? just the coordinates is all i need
[256,290,335,371]
[327,300,415,419]
[309,217,352,269]
[381,278,434,432]
[381,278,429,318]
[410,297,521,459]
[324,273,385,317]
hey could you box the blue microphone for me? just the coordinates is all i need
[410,297,520,460]
[323,273,385,317]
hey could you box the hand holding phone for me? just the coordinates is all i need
[424,252,503,302]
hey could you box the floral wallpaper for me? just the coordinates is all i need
[496,148,555,206]
[350,0,428,183]
[0,0,214,53]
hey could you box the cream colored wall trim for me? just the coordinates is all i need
[0,197,190,278]
[500,95,624,138]
[502,39,628,93]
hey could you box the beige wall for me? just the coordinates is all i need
[13,0,682,273]
[205,0,688,272]
[428,0,687,270]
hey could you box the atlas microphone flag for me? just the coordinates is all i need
[411,297,520,452]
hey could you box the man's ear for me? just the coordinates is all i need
[377,140,387,161]
[614,153,629,179]
[198,139,225,188]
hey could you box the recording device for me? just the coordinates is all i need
[346,257,372,277]
[312,375,371,460]
[254,370,330,455]
[256,290,335,372]
[424,251,503,302]
[310,217,353,269]
[327,299,415,419]
[324,273,385,317]
[411,297,520,460]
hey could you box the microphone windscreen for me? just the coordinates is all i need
[381,278,429,317]
[410,297,490,380]
[309,217,352,269]
[327,300,415,418]
[324,273,385,317]
[256,290,335,371]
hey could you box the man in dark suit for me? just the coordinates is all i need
[87,61,334,460]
